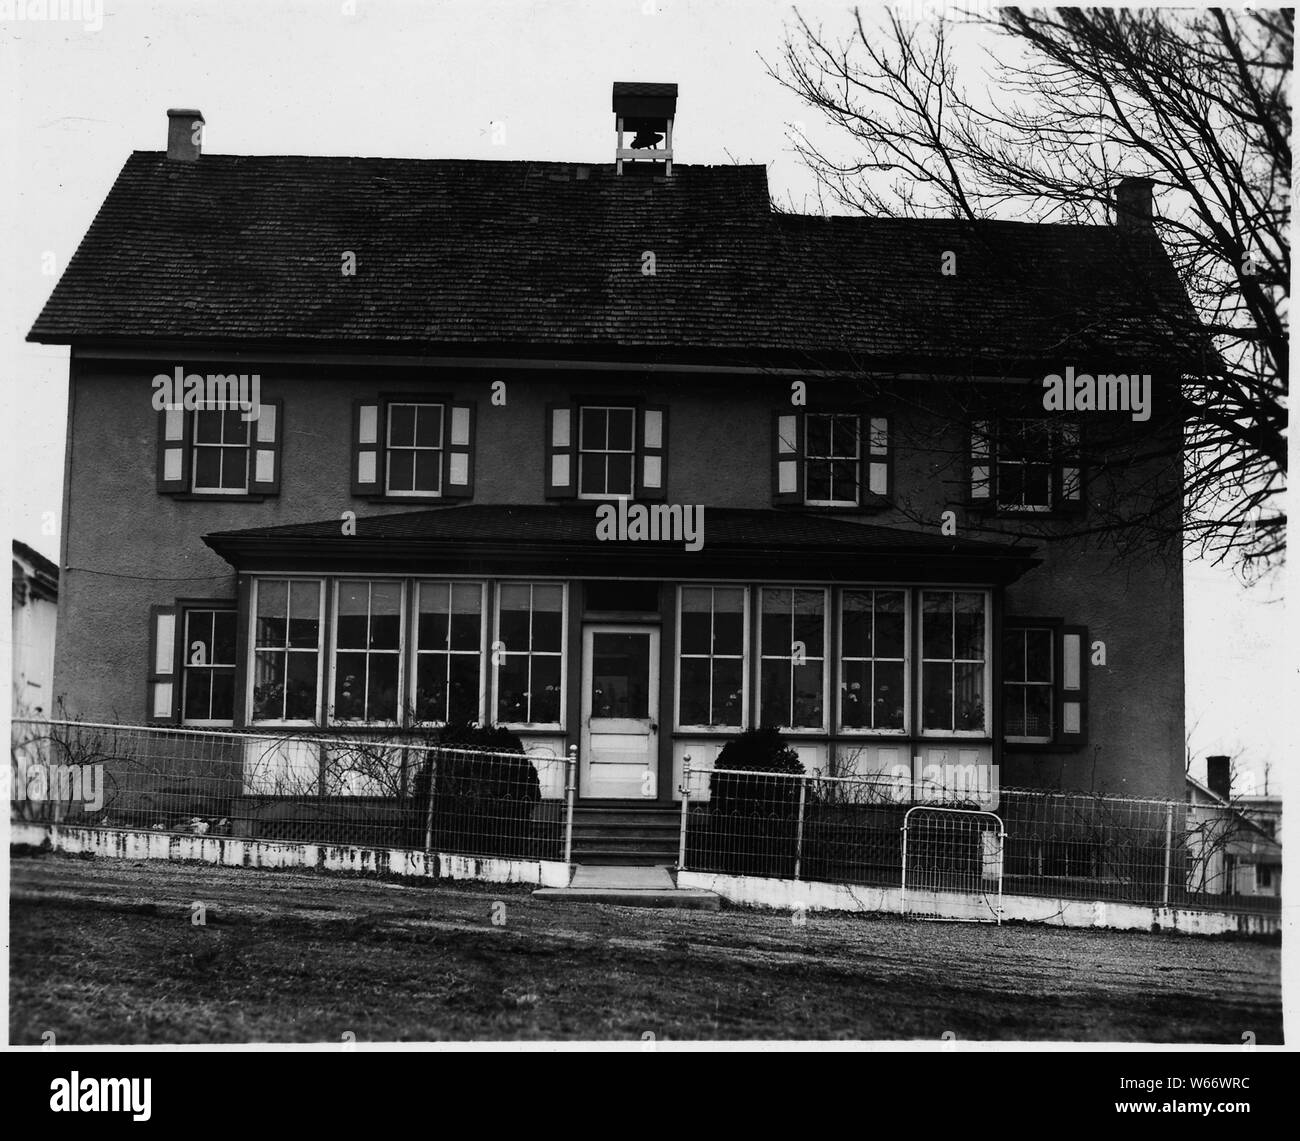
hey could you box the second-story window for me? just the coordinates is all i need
[352,395,475,502]
[579,406,636,497]
[805,413,861,506]
[970,418,1083,514]
[386,403,444,496]
[545,401,669,500]
[156,399,282,499]
[192,409,251,494]
[772,409,890,508]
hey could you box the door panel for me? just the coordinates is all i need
[582,627,659,799]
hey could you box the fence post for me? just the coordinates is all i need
[1162,802,1173,907]
[423,746,439,854]
[793,775,807,880]
[564,745,578,865]
[677,753,691,872]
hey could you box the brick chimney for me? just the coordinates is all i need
[166,109,204,162]
[1115,175,1154,231]
[1206,755,1231,801]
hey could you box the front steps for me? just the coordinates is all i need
[570,802,681,866]
[534,864,720,910]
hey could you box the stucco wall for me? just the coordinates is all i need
[52,357,1185,798]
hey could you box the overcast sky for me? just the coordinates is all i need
[0,0,1289,792]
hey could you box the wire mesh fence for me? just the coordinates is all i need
[901,807,1004,923]
[679,762,1281,915]
[10,719,570,863]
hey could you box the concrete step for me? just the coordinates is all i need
[534,864,720,909]
[571,848,679,866]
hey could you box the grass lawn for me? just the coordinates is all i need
[9,850,1282,1044]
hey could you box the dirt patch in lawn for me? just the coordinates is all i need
[9,851,1283,1043]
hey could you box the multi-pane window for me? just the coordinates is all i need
[677,586,746,728]
[414,581,484,724]
[386,403,443,496]
[332,581,403,722]
[578,406,636,497]
[759,588,826,729]
[840,590,906,731]
[181,609,237,723]
[495,584,565,724]
[1004,626,1054,741]
[251,579,323,722]
[995,420,1054,511]
[920,591,987,733]
[192,409,251,493]
[805,413,860,505]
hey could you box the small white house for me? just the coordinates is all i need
[12,540,59,717]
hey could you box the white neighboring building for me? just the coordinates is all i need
[12,540,59,717]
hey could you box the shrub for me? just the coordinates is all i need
[412,724,542,858]
[704,726,805,877]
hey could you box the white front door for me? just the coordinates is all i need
[581,626,660,799]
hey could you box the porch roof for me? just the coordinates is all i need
[203,504,1040,583]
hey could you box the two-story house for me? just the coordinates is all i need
[28,86,1195,863]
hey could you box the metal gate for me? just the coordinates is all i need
[901,806,1005,924]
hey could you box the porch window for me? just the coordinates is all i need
[495,583,565,726]
[759,587,827,730]
[330,580,403,723]
[251,579,324,723]
[920,590,988,734]
[181,608,237,724]
[578,406,637,498]
[414,581,485,724]
[676,586,746,728]
[839,589,906,732]
[1003,625,1054,742]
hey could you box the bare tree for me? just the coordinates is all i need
[770,6,1288,575]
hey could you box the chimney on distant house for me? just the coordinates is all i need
[166,109,205,162]
[613,82,677,176]
[1115,175,1154,232]
[1206,754,1231,801]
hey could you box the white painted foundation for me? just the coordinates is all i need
[675,870,1280,937]
[10,823,1276,935]
[10,822,571,889]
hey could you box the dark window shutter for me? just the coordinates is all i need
[545,402,577,498]
[157,407,191,494]
[772,411,804,505]
[146,604,179,724]
[250,399,283,496]
[862,414,891,503]
[970,419,994,506]
[1055,421,1085,513]
[443,401,475,500]
[1056,624,1089,745]
[352,399,382,497]
[638,404,668,500]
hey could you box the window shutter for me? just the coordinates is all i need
[772,411,803,505]
[147,605,178,724]
[156,407,191,494]
[1055,421,1084,513]
[443,401,475,500]
[863,414,891,502]
[970,419,994,506]
[545,402,577,498]
[352,400,382,497]
[1056,624,1088,745]
[638,404,668,500]
[250,399,283,496]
